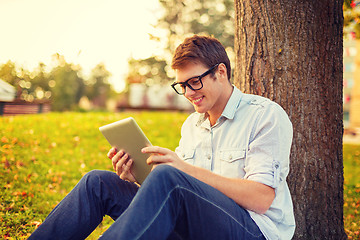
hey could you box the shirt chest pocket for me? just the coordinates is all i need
[219,149,246,178]
[180,149,195,165]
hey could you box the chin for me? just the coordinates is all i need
[193,105,207,114]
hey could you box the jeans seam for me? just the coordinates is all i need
[134,184,181,239]
[135,185,263,239]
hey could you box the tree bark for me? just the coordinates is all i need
[233,1,346,239]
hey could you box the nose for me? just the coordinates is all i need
[184,85,196,97]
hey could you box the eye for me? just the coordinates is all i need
[188,78,201,86]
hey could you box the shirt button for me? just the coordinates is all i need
[207,155,211,160]
[229,155,233,160]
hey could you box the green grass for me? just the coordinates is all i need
[343,144,360,239]
[0,112,359,239]
[0,112,188,239]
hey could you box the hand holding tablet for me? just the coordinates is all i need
[99,117,152,184]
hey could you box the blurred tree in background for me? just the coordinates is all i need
[126,57,168,85]
[154,0,235,54]
[126,0,355,88]
[344,0,360,38]
[0,61,20,87]
[85,63,114,108]
[127,0,357,88]
[0,54,114,111]
[31,63,52,99]
[1,0,355,111]
[124,0,235,87]
[0,61,40,102]
[49,54,86,111]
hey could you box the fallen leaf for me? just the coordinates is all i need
[1,136,9,143]
[31,221,42,228]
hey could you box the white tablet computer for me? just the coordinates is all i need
[99,117,152,184]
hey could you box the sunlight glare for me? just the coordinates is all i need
[0,0,162,92]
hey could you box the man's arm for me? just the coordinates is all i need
[142,146,275,214]
[186,164,275,214]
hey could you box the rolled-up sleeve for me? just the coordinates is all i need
[244,103,293,190]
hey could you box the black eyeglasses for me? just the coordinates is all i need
[171,63,220,95]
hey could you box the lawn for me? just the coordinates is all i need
[0,112,359,239]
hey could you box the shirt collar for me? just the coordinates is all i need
[221,86,243,120]
[195,86,243,127]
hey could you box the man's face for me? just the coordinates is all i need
[175,62,225,115]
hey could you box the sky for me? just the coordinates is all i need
[0,0,163,91]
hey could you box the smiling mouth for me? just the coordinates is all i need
[192,96,204,105]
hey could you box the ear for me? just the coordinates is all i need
[217,63,229,82]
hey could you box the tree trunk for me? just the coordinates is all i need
[233,1,346,239]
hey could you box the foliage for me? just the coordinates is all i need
[126,56,168,85]
[0,112,359,239]
[154,0,235,53]
[344,0,360,38]
[0,55,115,111]
[124,0,235,86]
[85,63,114,108]
[0,61,48,102]
[48,54,86,111]
[125,0,356,88]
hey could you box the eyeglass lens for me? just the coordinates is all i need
[172,63,219,95]
[174,78,202,94]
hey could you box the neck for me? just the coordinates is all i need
[208,85,233,126]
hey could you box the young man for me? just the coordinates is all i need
[30,35,295,240]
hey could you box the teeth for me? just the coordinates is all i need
[193,97,203,103]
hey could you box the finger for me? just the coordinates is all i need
[120,159,137,182]
[115,152,129,176]
[146,154,169,165]
[113,150,126,172]
[115,152,127,175]
[120,159,133,180]
[107,147,117,159]
[125,160,137,182]
[111,149,120,170]
[111,149,123,170]
[142,146,170,155]
[123,159,132,173]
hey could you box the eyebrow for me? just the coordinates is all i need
[175,74,200,84]
[175,63,218,84]
[184,75,201,82]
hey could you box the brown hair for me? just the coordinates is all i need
[171,35,231,81]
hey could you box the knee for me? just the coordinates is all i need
[81,170,117,188]
[150,164,178,176]
[146,165,184,185]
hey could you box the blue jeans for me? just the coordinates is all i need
[29,165,265,240]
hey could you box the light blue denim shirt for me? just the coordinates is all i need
[175,86,295,240]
